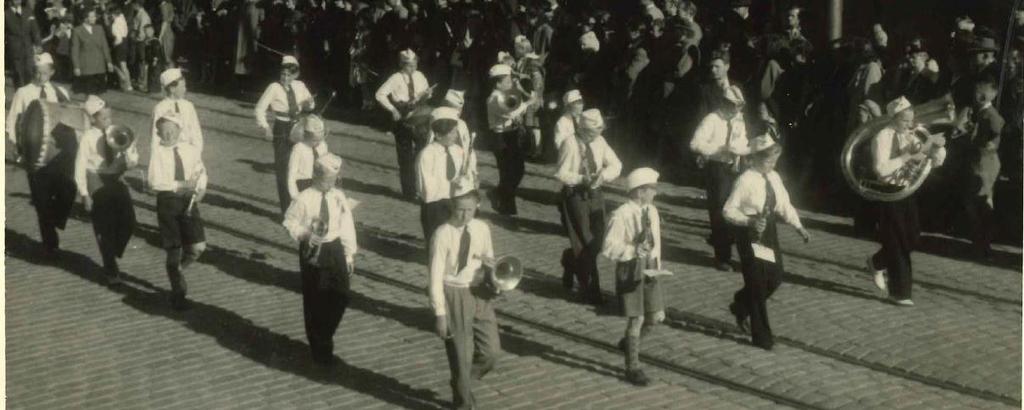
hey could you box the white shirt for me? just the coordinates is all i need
[375,70,429,114]
[426,118,478,181]
[416,142,466,203]
[282,187,358,262]
[690,111,750,163]
[555,135,622,187]
[602,200,662,266]
[287,141,329,199]
[75,127,140,197]
[428,219,494,316]
[151,98,204,152]
[723,169,803,229]
[254,80,314,130]
[147,141,207,193]
[487,90,529,132]
[553,113,578,148]
[111,14,128,44]
[6,82,70,145]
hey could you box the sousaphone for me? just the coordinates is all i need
[840,96,954,202]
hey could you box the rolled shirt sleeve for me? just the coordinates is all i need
[872,128,906,178]
[597,138,622,182]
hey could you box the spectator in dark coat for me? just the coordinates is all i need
[6,0,43,87]
[71,7,113,94]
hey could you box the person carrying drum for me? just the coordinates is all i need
[255,55,315,215]
[376,49,433,200]
[74,95,139,286]
[7,53,71,153]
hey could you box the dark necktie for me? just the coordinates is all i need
[39,85,49,101]
[584,142,598,175]
[578,140,591,177]
[319,191,330,227]
[445,146,457,180]
[456,226,471,272]
[763,173,776,221]
[285,84,298,120]
[641,207,654,246]
[174,101,180,113]
[173,147,185,181]
[406,73,416,103]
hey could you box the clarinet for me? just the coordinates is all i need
[304,219,328,266]
[184,166,206,214]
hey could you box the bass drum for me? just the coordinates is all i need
[16,100,89,173]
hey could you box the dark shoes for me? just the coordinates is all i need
[625,369,651,386]
[729,302,749,334]
[169,292,190,311]
[313,353,340,367]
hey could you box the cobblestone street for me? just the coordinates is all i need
[5,86,1021,409]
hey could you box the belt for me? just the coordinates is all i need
[443,281,471,289]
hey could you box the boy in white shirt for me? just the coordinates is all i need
[148,112,208,311]
[255,55,315,214]
[283,153,357,366]
[417,107,472,243]
[428,187,500,409]
[287,115,330,202]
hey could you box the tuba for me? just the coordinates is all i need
[840,96,954,202]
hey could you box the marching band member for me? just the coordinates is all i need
[690,85,750,271]
[255,55,315,215]
[866,97,946,306]
[724,135,810,350]
[436,89,478,182]
[7,53,71,151]
[151,68,203,153]
[555,108,622,305]
[149,112,208,311]
[74,95,139,285]
[602,167,665,387]
[487,63,536,216]
[287,115,330,202]
[282,153,357,366]
[417,107,471,244]
[428,186,500,409]
[376,49,432,200]
[553,89,585,149]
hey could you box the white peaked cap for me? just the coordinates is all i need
[579,108,604,131]
[159,68,183,88]
[444,89,465,108]
[431,106,460,122]
[316,153,343,175]
[34,52,54,67]
[84,95,106,115]
[158,111,184,127]
[399,49,417,62]
[563,89,583,105]
[489,64,512,78]
[304,115,325,135]
[627,167,660,191]
[282,55,300,66]
[748,134,777,154]
[887,96,912,115]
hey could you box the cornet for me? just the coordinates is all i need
[304,219,328,266]
[185,166,206,214]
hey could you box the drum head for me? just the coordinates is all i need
[16,100,49,172]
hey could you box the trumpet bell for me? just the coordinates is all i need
[103,125,136,151]
[487,256,523,292]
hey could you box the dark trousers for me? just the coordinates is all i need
[493,129,526,215]
[73,74,107,95]
[873,198,919,300]
[299,240,350,361]
[705,161,736,263]
[733,225,783,349]
[393,122,425,199]
[421,200,451,246]
[963,194,995,254]
[558,187,605,294]
[157,192,207,298]
[27,171,77,251]
[443,285,500,410]
[91,178,136,274]
[11,54,32,87]
[273,120,296,215]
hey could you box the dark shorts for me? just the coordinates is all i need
[157,191,206,249]
[112,42,129,64]
[616,259,664,317]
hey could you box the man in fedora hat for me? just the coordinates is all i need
[958,78,1004,261]
[602,167,666,386]
[555,108,621,305]
[75,95,139,285]
[691,84,750,271]
[952,32,1000,113]
[376,49,433,200]
[255,55,315,215]
[283,153,357,366]
[287,115,330,203]
[428,186,500,409]
[417,106,474,243]
[152,68,204,153]
[149,111,208,311]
